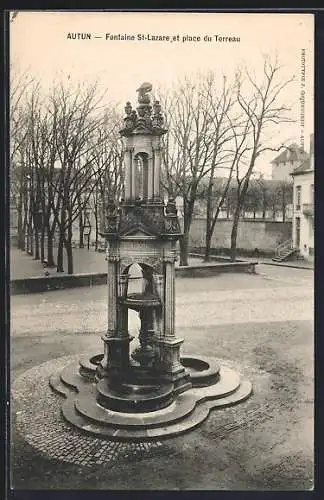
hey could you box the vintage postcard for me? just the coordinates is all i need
[9,11,314,491]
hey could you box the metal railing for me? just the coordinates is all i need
[275,238,293,258]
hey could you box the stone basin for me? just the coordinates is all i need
[120,293,161,311]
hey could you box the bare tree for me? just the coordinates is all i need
[160,75,218,266]
[243,179,263,218]
[24,83,49,262]
[10,68,35,249]
[255,173,270,220]
[47,81,122,273]
[277,180,293,222]
[202,73,246,261]
[229,57,294,261]
[88,109,124,250]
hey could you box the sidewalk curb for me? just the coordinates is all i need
[260,261,313,271]
[11,261,258,295]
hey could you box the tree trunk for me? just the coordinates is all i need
[94,205,99,251]
[66,212,74,274]
[262,203,266,220]
[47,230,56,267]
[179,232,189,267]
[65,238,73,274]
[79,211,84,248]
[230,205,241,262]
[27,219,33,255]
[204,229,213,262]
[282,192,286,222]
[204,206,221,262]
[22,217,27,252]
[22,193,29,251]
[46,210,56,267]
[34,226,40,260]
[17,192,24,249]
[179,198,194,266]
[204,180,213,262]
[40,227,45,263]
[57,231,64,272]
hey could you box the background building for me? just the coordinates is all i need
[271,144,308,182]
[291,134,314,261]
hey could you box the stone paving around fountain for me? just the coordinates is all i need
[10,264,314,490]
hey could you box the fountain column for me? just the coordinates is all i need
[118,274,129,338]
[124,148,134,200]
[101,251,131,372]
[164,258,175,338]
[155,248,190,393]
[152,145,162,200]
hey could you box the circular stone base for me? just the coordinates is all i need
[96,377,175,413]
[180,355,220,387]
[48,353,252,441]
[12,355,267,468]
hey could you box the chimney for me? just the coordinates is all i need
[309,133,314,170]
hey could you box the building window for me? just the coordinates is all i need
[296,185,301,210]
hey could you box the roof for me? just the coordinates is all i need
[290,158,314,176]
[271,143,308,164]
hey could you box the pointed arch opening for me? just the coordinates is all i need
[122,262,155,298]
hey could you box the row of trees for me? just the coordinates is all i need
[11,56,295,271]
[11,73,123,274]
[194,176,293,218]
[160,57,294,263]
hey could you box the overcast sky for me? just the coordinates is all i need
[10,11,314,178]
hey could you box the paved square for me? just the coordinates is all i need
[11,264,313,490]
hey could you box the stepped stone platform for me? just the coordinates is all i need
[49,352,252,441]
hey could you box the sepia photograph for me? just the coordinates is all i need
[9,11,314,491]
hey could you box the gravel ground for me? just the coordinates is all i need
[10,265,314,490]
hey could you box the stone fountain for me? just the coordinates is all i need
[50,83,252,440]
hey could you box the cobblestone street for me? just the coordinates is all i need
[10,264,314,490]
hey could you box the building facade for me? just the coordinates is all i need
[291,134,314,261]
[271,143,308,182]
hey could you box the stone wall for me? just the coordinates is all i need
[183,218,292,252]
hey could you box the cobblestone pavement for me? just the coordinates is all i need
[10,265,314,490]
[12,356,166,469]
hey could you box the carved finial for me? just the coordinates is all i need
[136,82,153,104]
[152,99,164,128]
[153,100,161,115]
[125,101,132,116]
[124,102,137,129]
